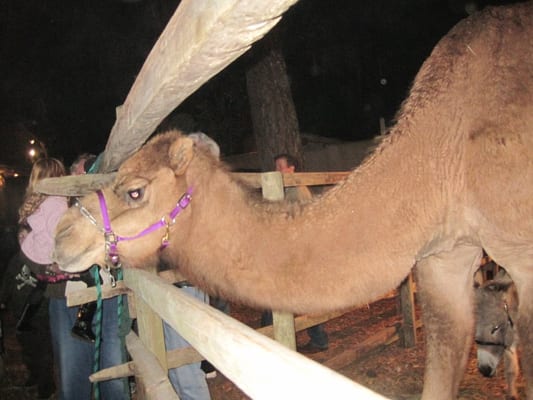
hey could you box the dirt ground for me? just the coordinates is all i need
[0,294,525,399]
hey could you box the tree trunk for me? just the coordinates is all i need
[246,30,303,172]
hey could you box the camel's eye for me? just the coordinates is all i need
[127,188,144,201]
[114,177,148,206]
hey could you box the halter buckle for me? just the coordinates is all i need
[104,232,118,246]
[161,218,170,248]
[104,232,121,268]
[102,264,117,288]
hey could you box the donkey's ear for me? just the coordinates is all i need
[169,136,194,176]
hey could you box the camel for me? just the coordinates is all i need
[53,2,533,400]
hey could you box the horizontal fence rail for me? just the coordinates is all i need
[125,268,390,400]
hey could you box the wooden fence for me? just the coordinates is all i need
[66,171,416,399]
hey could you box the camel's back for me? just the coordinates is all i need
[387,2,533,253]
[457,2,533,266]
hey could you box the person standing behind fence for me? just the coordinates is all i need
[14,157,69,399]
[261,154,330,354]
[159,263,212,400]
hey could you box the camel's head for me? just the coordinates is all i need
[54,130,220,273]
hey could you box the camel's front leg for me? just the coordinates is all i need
[415,245,482,400]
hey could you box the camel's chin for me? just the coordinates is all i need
[53,246,104,273]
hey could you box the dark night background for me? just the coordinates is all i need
[0,0,523,174]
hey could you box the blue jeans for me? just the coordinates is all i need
[49,296,130,400]
[163,286,211,400]
[306,324,329,348]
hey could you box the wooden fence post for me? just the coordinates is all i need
[131,266,168,369]
[261,171,284,201]
[261,171,297,350]
[272,311,297,350]
[125,332,179,400]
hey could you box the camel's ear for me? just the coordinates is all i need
[169,137,195,176]
[189,132,220,159]
[169,132,220,175]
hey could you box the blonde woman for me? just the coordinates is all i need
[17,157,67,400]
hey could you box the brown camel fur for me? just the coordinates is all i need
[54,3,533,400]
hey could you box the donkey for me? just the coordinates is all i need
[475,267,520,399]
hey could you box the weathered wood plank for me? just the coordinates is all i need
[131,265,168,372]
[165,310,351,369]
[90,360,135,383]
[100,0,300,172]
[66,281,129,307]
[125,331,179,400]
[272,310,297,350]
[166,346,205,369]
[65,267,179,307]
[89,345,206,381]
[35,173,116,196]
[35,170,348,197]
[237,171,350,188]
[260,171,285,201]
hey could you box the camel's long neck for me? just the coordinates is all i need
[173,134,449,314]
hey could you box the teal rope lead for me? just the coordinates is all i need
[115,268,131,399]
[92,265,103,400]
[91,266,130,400]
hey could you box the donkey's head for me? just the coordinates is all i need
[474,276,518,377]
[53,130,220,272]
